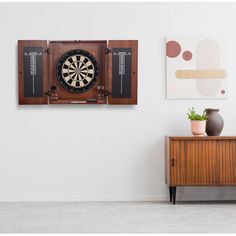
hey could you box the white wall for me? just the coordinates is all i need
[1,2,236,201]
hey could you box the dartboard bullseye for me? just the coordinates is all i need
[56,49,99,93]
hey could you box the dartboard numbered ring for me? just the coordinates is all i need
[56,49,99,93]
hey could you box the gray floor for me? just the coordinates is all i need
[0,201,236,233]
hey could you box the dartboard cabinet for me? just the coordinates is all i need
[18,40,138,105]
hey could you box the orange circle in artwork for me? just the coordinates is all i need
[166,41,181,58]
[182,51,193,61]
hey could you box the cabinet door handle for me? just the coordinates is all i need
[171,159,175,167]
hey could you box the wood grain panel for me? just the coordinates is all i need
[165,136,170,184]
[166,136,236,186]
[169,139,218,185]
[218,140,236,184]
[168,136,236,140]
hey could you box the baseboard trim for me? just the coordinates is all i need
[0,193,236,202]
[0,195,164,202]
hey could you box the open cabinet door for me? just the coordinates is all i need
[107,40,138,105]
[18,40,48,104]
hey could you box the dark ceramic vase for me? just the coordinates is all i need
[205,108,224,136]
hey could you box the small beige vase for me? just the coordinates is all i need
[191,120,206,136]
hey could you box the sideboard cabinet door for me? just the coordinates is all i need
[170,140,218,185]
[218,140,236,184]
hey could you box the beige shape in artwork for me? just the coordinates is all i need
[195,39,223,97]
[175,70,227,79]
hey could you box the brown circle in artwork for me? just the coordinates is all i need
[182,51,193,61]
[166,41,181,58]
[221,90,225,94]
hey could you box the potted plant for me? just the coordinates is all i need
[187,107,208,136]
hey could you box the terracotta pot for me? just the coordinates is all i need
[191,120,206,136]
[205,108,224,136]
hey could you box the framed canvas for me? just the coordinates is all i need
[166,36,228,99]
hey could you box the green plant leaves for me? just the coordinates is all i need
[187,107,208,121]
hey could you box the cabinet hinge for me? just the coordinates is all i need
[104,90,111,97]
[45,48,52,54]
[45,85,57,97]
[105,48,111,54]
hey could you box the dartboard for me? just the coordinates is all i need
[56,49,99,93]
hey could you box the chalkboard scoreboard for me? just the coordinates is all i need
[112,48,132,99]
[23,47,44,97]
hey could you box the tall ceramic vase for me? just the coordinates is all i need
[205,109,224,136]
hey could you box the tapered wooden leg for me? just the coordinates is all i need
[169,186,172,202]
[172,186,176,205]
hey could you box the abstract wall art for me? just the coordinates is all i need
[166,37,228,99]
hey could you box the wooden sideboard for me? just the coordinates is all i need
[165,136,236,204]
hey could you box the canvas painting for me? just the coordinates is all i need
[166,37,228,99]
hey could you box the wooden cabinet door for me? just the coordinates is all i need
[107,40,138,105]
[170,140,218,185]
[18,40,48,104]
[218,140,236,184]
